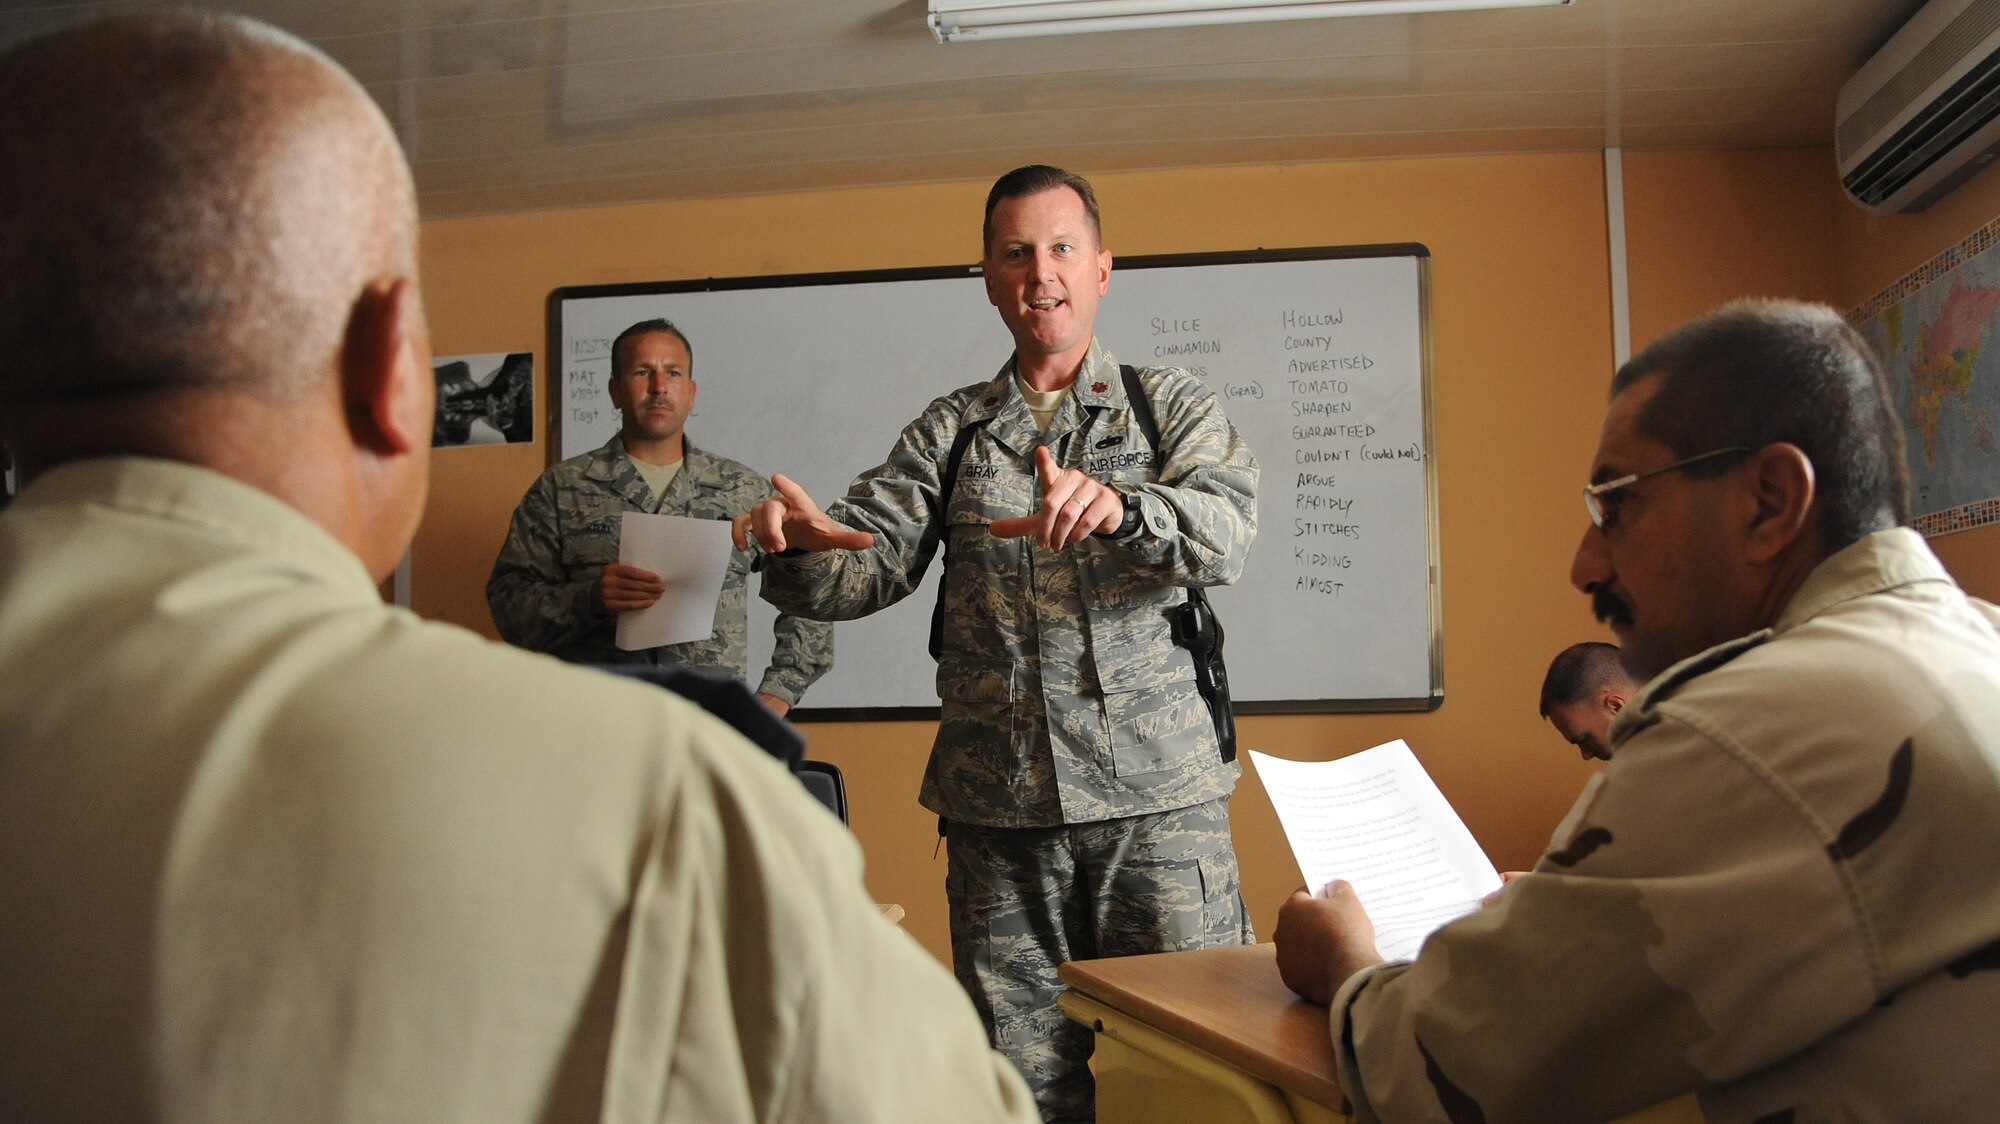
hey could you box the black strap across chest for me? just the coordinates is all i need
[925,364,1234,764]
[928,365,1156,659]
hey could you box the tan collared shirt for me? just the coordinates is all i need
[0,457,1035,1124]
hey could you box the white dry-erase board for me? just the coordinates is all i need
[548,245,1441,719]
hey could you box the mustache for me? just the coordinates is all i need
[1590,584,1631,625]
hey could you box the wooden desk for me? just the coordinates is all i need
[1060,944,1343,1124]
[1060,944,1704,1124]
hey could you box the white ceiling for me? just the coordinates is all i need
[0,0,1927,218]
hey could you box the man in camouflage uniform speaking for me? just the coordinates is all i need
[735,165,1259,1122]
[488,319,832,715]
[1275,300,2000,1123]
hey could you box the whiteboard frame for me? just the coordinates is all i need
[547,243,1442,720]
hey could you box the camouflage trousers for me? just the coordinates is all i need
[945,797,1253,1124]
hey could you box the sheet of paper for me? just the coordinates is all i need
[614,512,735,651]
[1249,741,1502,961]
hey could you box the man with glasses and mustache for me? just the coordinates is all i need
[1273,299,2000,1122]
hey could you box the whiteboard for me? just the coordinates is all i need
[548,245,1440,718]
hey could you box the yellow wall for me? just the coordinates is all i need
[413,148,2000,965]
[1622,148,1845,349]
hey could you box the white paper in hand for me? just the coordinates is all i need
[1249,741,1502,961]
[614,512,734,651]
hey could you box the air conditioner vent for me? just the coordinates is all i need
[1844,49,2000,206]
[1837,0,2000,212]
[1837,0,2000,156]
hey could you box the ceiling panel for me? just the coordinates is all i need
[0,0,1930,217]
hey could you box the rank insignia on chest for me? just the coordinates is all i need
[1091,382,1108,393]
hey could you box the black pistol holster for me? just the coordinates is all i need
[1170,586,1236,763]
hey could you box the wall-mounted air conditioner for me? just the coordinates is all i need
[1837,0,2000,213]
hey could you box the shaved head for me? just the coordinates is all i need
[0,10,433,579]
[1539,641,1639,762]
[0,10,414,411]
[1538,642,1636,716]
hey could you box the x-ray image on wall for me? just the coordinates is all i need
[433,351,533,448]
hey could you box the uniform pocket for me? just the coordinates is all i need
[1076,551,1192,693]
[1197,852,1251,942]
[935,658,1020,792]
[1078,543,1171,611]
[937,657,1014,704]
[1103,672,1212,778]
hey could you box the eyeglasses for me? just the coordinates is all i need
[1583,446,1752,529]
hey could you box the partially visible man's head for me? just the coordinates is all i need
[0,10,429,576]
[0,10,419,431]
[610,318,694,379]
[1573,299,1909,680]
[1538,641,1638,762]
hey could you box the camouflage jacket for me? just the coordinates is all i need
[486,436,832,705]
[1331,529,2000,1123]
[761,341,1258,827]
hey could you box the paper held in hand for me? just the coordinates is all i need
[1249,741,1502,962]
[614,512,734,651]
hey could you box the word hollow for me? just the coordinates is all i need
[1282,309,1343,328]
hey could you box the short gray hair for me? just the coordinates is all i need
[1611,299,1910,550]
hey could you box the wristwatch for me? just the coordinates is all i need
[1105,491,1143,539]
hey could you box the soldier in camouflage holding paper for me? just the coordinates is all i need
[488,319,832,714]
[736,165,1259,1123]
[1275,300,2000,1123]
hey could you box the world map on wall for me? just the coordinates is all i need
[1852,216,2000,536]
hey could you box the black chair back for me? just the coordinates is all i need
[594,664,846,822]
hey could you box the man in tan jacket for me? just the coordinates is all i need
[1276,300,2000,1122]
[0,12,1034,1123]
